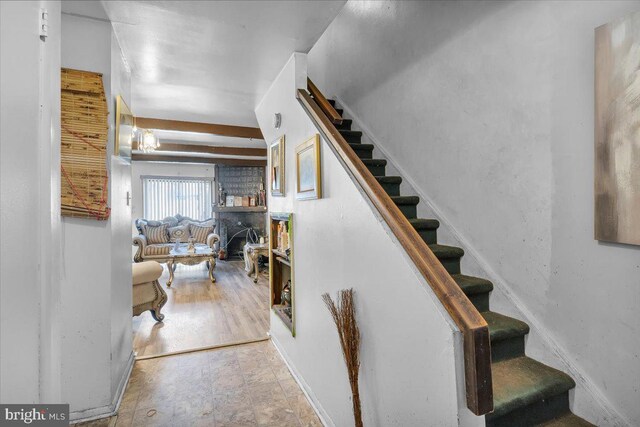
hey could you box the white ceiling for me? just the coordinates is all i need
[100,0,346,129]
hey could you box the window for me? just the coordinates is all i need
[142,176,213,220]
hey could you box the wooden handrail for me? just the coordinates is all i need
[307,78,343,125]
[297,87,493,416]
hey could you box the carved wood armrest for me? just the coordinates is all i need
[133,235,147,262]
[207,233,220,250]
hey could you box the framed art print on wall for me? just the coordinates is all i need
[594,12,640,245]
[115,95,134,162]
[295,134,322,201]
[270,136,285,197]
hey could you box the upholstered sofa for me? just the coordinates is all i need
[133,214,219,264]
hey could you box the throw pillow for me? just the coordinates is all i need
[161,216,179,227]
[190,223,213,244]
[143,224,169,244]
[168,225,189,243]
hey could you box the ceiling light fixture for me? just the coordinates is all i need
[139,129,160,153]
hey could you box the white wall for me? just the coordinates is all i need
[307,1,640,425]
[61,11,133,419]
[0,0,62,404]
[60,13,112,414]
[109,29,134,400]
[256,54,465,427]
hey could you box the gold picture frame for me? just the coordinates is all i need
[115,95,134,161]
[295,134,322,200]
[270,136,285,197]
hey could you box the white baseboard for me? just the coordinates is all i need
[69,351,135,423]
[269,334,334,427]
[335,96,631,427]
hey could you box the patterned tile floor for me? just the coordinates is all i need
[73,341,322,427]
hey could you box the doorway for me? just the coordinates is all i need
[131,165,270,358]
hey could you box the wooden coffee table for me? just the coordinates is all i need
[166,246,216,287]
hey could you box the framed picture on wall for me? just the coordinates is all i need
[115,95,133,162]
[295,134,322,201]
[594,12,640,245]
[270,136,285,197]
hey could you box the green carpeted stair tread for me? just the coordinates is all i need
[537,413,596,427]
[489,357,576,420]
[428,244,464,259]
[376,176,402,184]
[362,159,387,177]
[451,274,493,295]
[391,196,420,205]
[350,143,374,159]
[408,218,439,230]
[482,311,530,343]
[361,159,387,167]
[375,176,402,196]
[452,274,492,312]
[350,143,374,151]
[338,129,362,139]
[335,118,352,130]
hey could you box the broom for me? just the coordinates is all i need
[322,289,363,427]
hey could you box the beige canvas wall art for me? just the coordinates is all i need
[595,11,640,245]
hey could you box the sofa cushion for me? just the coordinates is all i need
[132,261,163,285]
[179,218,215,227]
[136,216,215,239]
[144,243,173,256]
[190,223,213,244]
[168,225,189,243]
[136,218,163,234]
[143,224,169,244]
[161,216,180,227]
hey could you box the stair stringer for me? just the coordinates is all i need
[334,96,631,427]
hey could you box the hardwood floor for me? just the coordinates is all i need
[73,341,322,427]
[132,260,270,358]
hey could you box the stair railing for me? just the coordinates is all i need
[307,78,343,125]
[297,80,493,416]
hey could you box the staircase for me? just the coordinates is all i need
[313,96,595,427]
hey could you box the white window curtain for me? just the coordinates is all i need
[142,177,213,220]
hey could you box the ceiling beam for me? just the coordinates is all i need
[151,142,267,157]
[136,117,264,140]
[132,153,267,166]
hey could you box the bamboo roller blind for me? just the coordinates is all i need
[61,68,110,220]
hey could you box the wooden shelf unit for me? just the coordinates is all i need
[269,212,294,335]
[212,206,267,213]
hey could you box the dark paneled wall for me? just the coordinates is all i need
[216,165,267,257]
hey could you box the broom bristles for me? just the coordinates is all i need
[323,289,363,427]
